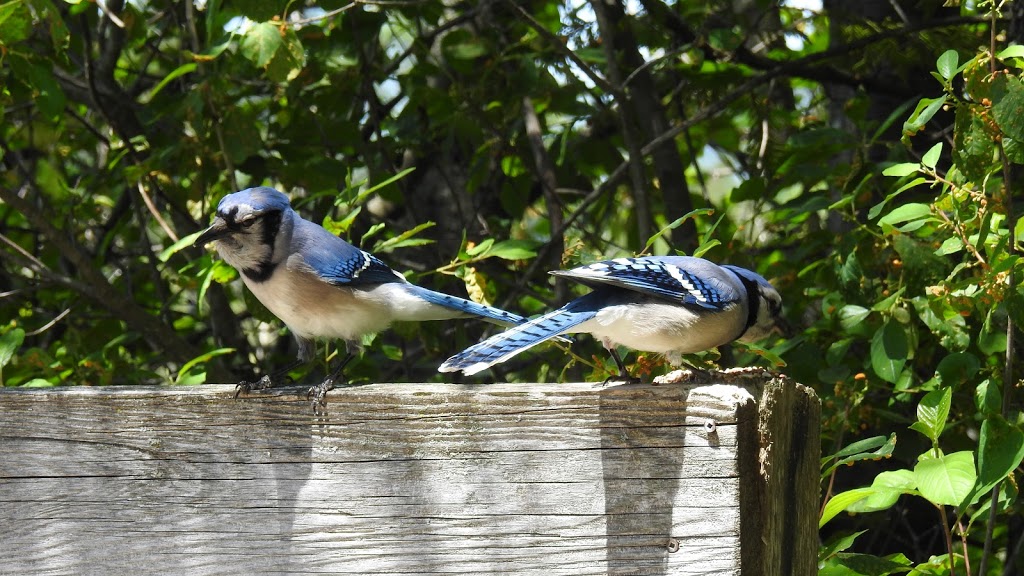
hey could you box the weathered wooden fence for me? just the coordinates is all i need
[0,372,819,575]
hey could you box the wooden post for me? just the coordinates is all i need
[0,374,818,575]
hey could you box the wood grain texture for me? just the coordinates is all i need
[0,379,815,575]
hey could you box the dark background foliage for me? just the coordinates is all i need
[2,0,1022,572]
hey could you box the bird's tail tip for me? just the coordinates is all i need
[437,359,490,376]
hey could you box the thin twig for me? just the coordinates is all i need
[938,504,958,576]
[287,3,355,27]
[981,5,1017,570]
[138,181,179,242]
[522,95,566,301]
[505,0,617,96]
[0,231,49,272]
[25,308,73,337]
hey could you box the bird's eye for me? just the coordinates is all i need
[239,216,257,228]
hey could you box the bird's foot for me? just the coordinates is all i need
[687,367,713,383]
[652,367,713,384]
[602,371,641,386]
[306,377,337,415]
[235,375,275,398]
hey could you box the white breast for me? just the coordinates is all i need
[575,301,745,355]
[242,270,392,342]
[241,264,464,343]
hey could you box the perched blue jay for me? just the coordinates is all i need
[438,256,783,379]
[194,186,528,407]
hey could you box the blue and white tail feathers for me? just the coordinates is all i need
[437,294,602,375]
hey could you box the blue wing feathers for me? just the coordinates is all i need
[552,256,741,309]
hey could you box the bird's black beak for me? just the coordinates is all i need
[194,217,231,247]
[773,315,794,338]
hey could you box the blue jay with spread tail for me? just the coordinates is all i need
[195,186,528,407]
[438,256,783,379]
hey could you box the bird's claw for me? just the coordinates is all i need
[306,378,336,414]
[234,375,274,398]
[602,372,640,386]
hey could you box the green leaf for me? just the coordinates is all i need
[910,387,952,442]
[0,327,26,369]
[642,208,714,253]
[487,239,539,261]
[903,96,947,137]
[820,487,876,528]
[974,378,1001,414]
[839,305,871,330]
[869,178,927,220]
[998,45,1024,60]
[913,451,976,507]
[240,21,283,69]
[443,35,489,60]
[871,321,908,383]
[356,167,417,200]
[734,341,786,367]
[934,352,979,386]
[465,237,494,257]
[969,416,1024,506]
[822,434,898,478]
[936,50,958,81]
[953,103,996,182]
[877,203,932,227]
[18,59,66,119]
[0,0,33,45]
[360,222,387,246]
[323,206,362,236]
[992,75,1024,141]
[832,434,892,459]
[819,530,868,561]
[935,236,963,256]
[265,27,305,82]
[175,347,235,384]
[373,221,437,254]
[921,142,942,168]
[140,63,197,104]
[158,230,204,263]
[881,163,919,177]
[691,239,721,259]
[847,469,916,514]
[820,552,912,576]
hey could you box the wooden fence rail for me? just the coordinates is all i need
[0,372,819,575]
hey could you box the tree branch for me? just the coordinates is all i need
[522,95,566,301]
[0,185,201,365]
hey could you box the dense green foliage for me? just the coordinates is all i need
[2,0,1023,572]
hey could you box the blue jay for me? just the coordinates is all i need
[438,256,783,379]
[194,186,528,407]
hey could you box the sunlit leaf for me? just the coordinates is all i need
[914,451,976,507]
[936,50,958,81]
[910,387,952,442]
[820,487,875,527]
[921,142,942,168]
[240,21,283,69]
[0,328,26,370]
[997,45,1024,60]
